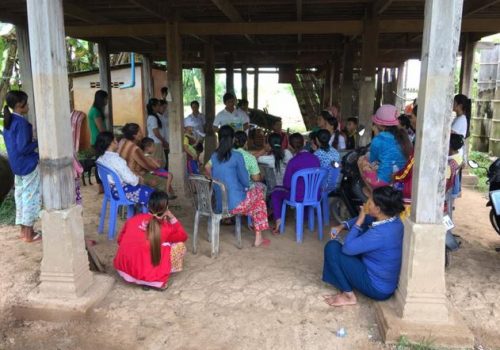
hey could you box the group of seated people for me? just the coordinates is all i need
[110,94,470,307]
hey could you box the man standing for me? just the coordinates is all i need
[213,92,249,132]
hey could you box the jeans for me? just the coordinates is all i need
[322,240,392,301]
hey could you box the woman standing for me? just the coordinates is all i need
[2,91,41,242]
[209,126,270,247]
[88,90,108,193]
[146,98,167,168]
[114,191,187,290]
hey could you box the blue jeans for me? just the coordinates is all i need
[322,240,392,301]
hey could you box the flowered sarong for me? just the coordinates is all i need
[111,184,154,205]
[168,242,186,273]
[230,183,269,232]
[15,166,41,226]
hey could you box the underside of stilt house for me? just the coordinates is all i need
[1,0,500,128]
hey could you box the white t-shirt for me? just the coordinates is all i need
[159,113,169,142]
[147,115,163,144]
[329,133,346,151]
[97,151,138,186]
[258,149,293,186]
[451,115,467,138]
[214,108,249,131]
[185,113,206,138]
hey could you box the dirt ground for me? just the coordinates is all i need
[0,185,499,350]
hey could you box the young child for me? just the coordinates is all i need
[141,137,170,178]
[446,133,464,192]
[183,120,201,174]
[344,117,359,150]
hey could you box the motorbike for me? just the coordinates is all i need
[329,145,369,223]
[468,158,500,236]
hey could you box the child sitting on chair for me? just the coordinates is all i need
[183,120,202,174]
[141,137,170,178]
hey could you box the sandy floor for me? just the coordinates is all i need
[0,186,499,350]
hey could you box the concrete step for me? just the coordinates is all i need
[462,173,479,188]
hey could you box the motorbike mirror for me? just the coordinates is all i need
[358,128,366,137]
[468,160,479,169]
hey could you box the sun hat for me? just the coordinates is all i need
[371,104,399,126]
[184,118,197,128]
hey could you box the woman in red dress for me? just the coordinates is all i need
[114,191,187,290]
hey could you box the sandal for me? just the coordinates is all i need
[23,232,42,243]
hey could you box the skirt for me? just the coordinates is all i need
[111,184,154,205]
[14,166,41,226]
[230,183,269,232]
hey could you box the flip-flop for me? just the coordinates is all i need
[24,232,42,243]
[254,238,271,247]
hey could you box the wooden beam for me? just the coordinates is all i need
[373,0,395,15]
[127,0,170,21]
[211,0,255,44]
[463,0,500,17]
[98,43,113,129]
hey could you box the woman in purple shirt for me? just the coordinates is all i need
[2,91,41,243]
[270,133,320,233]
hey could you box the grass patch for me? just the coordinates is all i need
[395,336,438,350]
[0,118,5,155]
[0,192,16,225]
[468,151,491,193]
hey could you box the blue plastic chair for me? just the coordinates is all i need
[97,164,148,240]
[321,167,341,226]
[279,167,328,242]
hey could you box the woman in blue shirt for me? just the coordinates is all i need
[2,90,41,243]
[358,105,412,189]
[209,125,270,247]
[322,186,405,306]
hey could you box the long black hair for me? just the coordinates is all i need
[289,133,305,151]
[216,125,235,162]
[268,132,285,173]
[92,90,108,117]
[323,113,340,149]
[233,131,248,149]
[384,126,413,160]
[94,131,115,157]
[122,123,140,140]
[454,94,471,138]
[372,186,405,217]
[147,98,162,129]
[3,90,28,130]
[147,191,170,266]
[315,129,331,151]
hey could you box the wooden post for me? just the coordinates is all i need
[15,25,37,130]
[460,33,475,96]
[322,61,332,109]
[375,68,383,109]
[225,53,234,94]
[395,62,406,112]
[166,22,187,195]
[490,46,500,155]
[142,55,154,127]
[98,43,113,130]
[376,0,473,347]
[341,41,354,120]
[203,39,216,164]
[254,67,259,109]
[358,16,378,145]
[26,0,95,298]
[241,65,248,100]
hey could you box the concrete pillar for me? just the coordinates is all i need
[25,0,113,305]
[241,65,248,101]
[254,67,259,109]
[225,53,234,94]
[358,17,379,145]
[375,0,473,347]
[97,43,113,130]
[142,55,154,127]
[203,39,216,164]
[166,22,187,196]
[15,25,36,130]
[461,34,475,97]
[395,62,406,112]
[341,41,354,120]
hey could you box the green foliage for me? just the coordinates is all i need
[395,336,437,350]
[182,69,203,105]
[77,148,96,160]
[66,38,98,73]
[469,151,492,192]
[0,192,15,225]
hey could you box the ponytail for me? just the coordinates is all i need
[3,90,28,130]
[268,133,284,173]
[385,126,413,160]
[216,125,235,162]
[146,191,170,266]
[316,129,331,151]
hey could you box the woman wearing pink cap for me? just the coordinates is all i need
[358,105,413,189]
